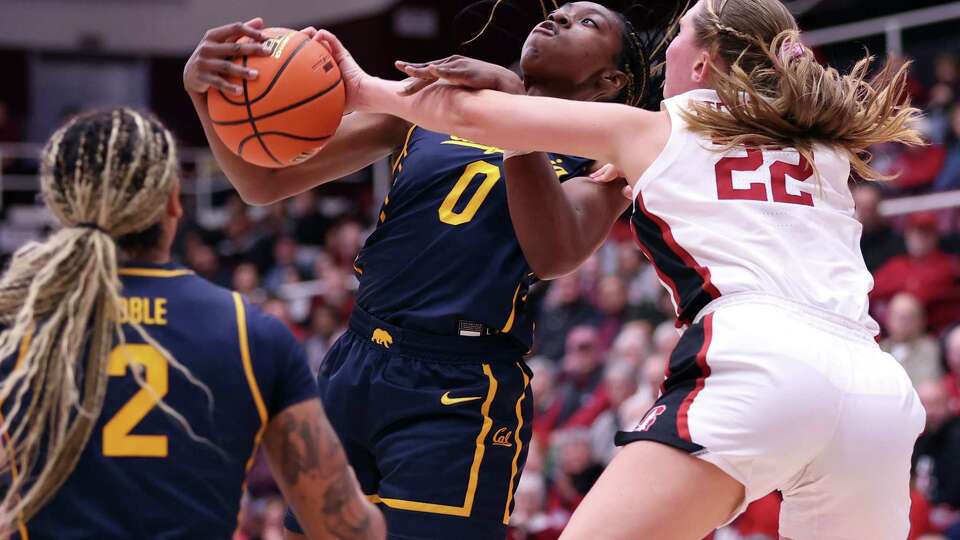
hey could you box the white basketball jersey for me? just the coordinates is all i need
[632,89,878,335]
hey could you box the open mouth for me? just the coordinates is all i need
[532,21,557,37]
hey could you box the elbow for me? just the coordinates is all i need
[527,248,583,281]
[231,174,282,207]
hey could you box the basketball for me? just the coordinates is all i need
[207,28,344,168]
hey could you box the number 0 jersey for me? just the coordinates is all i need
[632,89,878,333]
[354,126,593,350]
[9,263,317,540]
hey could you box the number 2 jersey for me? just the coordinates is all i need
[8,264,317,539]
[632,89,878,333]
[354,126,593,350]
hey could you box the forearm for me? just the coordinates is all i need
[265,399,386,540]
[190,92,404,205]
[360,78,622,166]
[506,155,629,279]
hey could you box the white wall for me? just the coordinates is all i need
[0,0,394,55]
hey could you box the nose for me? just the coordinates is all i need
[554,12,571,28]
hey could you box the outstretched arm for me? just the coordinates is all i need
[263,399,385,540]
[316,31,668,183]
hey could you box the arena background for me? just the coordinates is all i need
[1,1,959,538]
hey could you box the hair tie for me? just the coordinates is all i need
[783,42,806,61]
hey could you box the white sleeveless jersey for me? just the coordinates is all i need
[632,88,878,335]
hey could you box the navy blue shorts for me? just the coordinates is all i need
[285,308,533,540]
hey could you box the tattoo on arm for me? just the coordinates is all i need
[275,407,373,539]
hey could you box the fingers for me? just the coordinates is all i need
[300,26,318,39]
[204,20,268,43]
[198,41,272,59]
[622,185,634,200]
[315,29,350,62]
[588,163,623,183]
[197,58,259,80]
[199,73,243,96]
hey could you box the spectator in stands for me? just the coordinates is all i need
[541,326,606,430]
[888,135,946,193]
[589,361,639,464]
[546,428,604,518]
[872,212,960,333]
[536,275,600,360]
[608,321,652,369]
[945,325,960,415]
[853,182,906,272]
[652,321,681,356]
[637,353,668,405]
[304,304,344,373]
[881,293,943,386]
[507,473,562,540]
[290,191,331,246]
[184,235,231,287]
[594,275,628,351]
[233,262,266,306]
[263,235,302,293]
[914,382,960,534]
[934,105,960,192]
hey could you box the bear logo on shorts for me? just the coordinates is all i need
[637,405,667,432]
[372,329,394,348]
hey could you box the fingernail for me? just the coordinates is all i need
[248,69,258,77]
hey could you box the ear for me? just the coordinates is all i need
[691,49,712,84]
[596,69,629,101]
[166,182,183,220]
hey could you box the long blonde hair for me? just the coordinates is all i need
[0,109,181,527]
[683,0,922,179]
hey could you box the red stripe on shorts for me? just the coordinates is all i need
[677,313,714,441]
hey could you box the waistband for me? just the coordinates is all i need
[348,306,528,360]
[693,292,879,343]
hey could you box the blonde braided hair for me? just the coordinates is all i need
[683,0,922,179]
[0,108,210,531]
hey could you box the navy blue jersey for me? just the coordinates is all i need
[354,127,593,350]
[10,263,316,540]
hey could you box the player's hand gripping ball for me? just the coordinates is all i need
[207,28,345,168]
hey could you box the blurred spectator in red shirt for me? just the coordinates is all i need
[888,140,947,192]
[945,325,960,415]
[871,212,960,333]
[881,293,943,386]
[853,183,905,272]
[914,382,960,532]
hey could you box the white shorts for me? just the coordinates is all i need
[616,293,926,540]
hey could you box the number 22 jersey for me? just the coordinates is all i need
[630,88,877,333]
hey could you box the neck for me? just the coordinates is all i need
[523,77,598,101]
[121,248,172,266]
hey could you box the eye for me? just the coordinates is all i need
[582,17,597,28]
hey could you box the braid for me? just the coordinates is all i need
[614,2,688,110]
[0,108,214,532]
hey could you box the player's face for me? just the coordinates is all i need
[520,2,623,91]
[664,0,712,97]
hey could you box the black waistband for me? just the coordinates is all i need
[348,306,528,360]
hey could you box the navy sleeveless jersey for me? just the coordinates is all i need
[10,263,317,540]
[354,126,593,350]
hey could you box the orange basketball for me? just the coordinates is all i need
[207,28,345,168]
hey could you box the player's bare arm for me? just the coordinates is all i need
[263,399,385,540]
[184,19,409,206]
